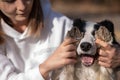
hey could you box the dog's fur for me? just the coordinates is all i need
[51,19,120,80]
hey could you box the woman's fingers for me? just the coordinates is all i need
[60,38,77,58]
[63,51,77,58]
[99,49,108,57]
[96,39,112,50]
[63,44,76,52]
[98,61,111,68]
[63,58,77,65]
[95,39,120,68]
[62,38,77,46]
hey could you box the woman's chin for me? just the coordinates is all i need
[14,17,28,23]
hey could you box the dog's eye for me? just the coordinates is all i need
[94,24,100,30]
[92,30,95,36]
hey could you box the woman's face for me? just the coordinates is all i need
[0,0,34,23]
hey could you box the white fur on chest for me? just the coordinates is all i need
[58,65,99,80]
[58,64,114,80]
[77,67,98,80]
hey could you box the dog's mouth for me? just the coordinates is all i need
[79,53,98,67]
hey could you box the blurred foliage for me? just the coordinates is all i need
[50,0,120,14]
[51,0,120,5]
[50,0,120,42]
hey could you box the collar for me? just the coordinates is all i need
[1,19,29,40]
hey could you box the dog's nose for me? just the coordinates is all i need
[80,42,92,51]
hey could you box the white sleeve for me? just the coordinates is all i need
[0,52,45,80]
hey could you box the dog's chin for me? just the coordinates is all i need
[79,54,97,67]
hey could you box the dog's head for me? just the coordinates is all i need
[67,19,117,67]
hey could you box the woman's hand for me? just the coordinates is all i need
[96,39,120,68]
[39,38,77,79]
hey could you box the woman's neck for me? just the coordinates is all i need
[13,24,27,33]
[12,20,28,33]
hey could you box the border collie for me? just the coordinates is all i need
[51,19,120,80]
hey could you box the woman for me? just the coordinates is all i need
[0,0,119,80]
[0,0,77,80]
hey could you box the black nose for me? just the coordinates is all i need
[80,42,92,51]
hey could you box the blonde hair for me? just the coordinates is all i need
[28,0,43,36]
[0,0,43,43]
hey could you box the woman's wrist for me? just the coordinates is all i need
[39,63,50,79]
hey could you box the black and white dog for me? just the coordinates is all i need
[51,19,120,80]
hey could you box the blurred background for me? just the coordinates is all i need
[50,0,120,42]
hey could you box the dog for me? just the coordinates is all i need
[51,19,120,80]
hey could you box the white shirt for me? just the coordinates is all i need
[0,0,73,80]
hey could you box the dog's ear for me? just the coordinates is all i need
[95,26,113,43]
[98,20,119,44]
[98,20,114,33]
[66,27,83,39]
[66,27,84,46]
